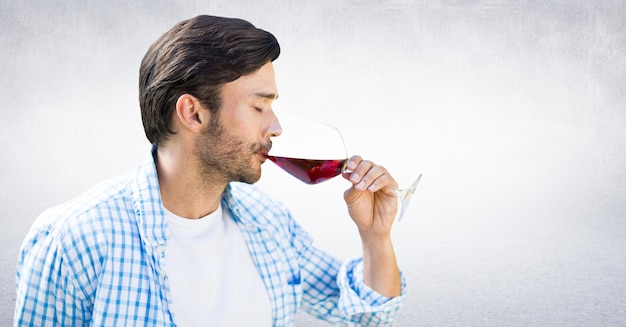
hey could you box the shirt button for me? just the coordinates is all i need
[156,245,165,253]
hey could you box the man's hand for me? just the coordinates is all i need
[342,155,398,236]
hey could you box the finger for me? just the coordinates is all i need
[354,164,392,191]
[343,155,362,173]
[346,160,375,188]
[365,171,397,193]
[341,155,365,180]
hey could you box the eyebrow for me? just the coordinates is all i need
[255,92,279,100]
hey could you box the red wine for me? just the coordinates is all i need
[268,156,347,184]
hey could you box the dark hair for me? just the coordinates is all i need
[139,15,280,145]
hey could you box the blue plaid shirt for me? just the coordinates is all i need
[15,149,405,326]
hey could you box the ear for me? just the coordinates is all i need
[174,94,210,133]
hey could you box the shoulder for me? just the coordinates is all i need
[40,174,131,223]
[23,174,135,254]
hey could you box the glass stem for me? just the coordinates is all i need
[393,173,422,222]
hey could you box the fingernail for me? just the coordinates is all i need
[368,183,376,191]
[356,181,366,190]
[350,172,360,182]
[347,160,357,170]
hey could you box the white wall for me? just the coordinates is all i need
[2,1,625,325]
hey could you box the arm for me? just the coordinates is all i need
[298,244,405,326]
[291,212,405,326]
[361,235,401,298]
[341,155,402,298]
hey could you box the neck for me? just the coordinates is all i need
[155,143,227,219]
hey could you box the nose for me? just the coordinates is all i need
[269,114,282,137]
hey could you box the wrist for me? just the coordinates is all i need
[358,228,392,245]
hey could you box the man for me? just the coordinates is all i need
[15,15,405,326]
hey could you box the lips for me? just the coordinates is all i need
[259,141,272,159]
[256,143,270,162]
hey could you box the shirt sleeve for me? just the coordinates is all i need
[336,257,406,320]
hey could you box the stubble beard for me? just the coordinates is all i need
[195,116,263,186]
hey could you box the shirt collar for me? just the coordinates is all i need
[127,146,168,247]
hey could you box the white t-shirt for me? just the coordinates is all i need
[163,204,272,327]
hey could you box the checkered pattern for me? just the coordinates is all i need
[15,148,405,326]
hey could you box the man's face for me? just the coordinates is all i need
[195,62,281,184]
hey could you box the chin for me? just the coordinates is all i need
[238,176,260,185]
[237,169,261,185]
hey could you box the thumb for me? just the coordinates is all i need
[343,185,364,206]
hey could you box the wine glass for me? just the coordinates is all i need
[267,112,422,222]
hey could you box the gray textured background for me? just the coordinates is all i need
[2,1,625,326]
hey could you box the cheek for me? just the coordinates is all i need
[217,109,266,145]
